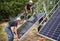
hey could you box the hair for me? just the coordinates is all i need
[20,15,24,20]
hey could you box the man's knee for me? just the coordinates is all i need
[8,35,14,39]
[8,36,14,41]
[8,35,14,41]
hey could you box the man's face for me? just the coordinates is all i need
[17,20,21,24]
[29,2,32,5]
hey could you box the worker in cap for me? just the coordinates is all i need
[5,17,21,41]
[24,0,33,20]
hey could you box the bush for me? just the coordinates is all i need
[0,0,38,21]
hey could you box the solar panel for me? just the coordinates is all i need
[39,7,60,41]
[17,13,44,39]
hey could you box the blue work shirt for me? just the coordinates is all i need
[6,20,18,29]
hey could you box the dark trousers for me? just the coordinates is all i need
[24,13,28,20]
[24,13,33,20]
[38,25,41,32]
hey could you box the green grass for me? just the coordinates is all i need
[0,25,6,41]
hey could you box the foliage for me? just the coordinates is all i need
[0,0,59,21]
[0,0,38,20]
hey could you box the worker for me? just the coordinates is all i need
[37,16,44,35]
[24,0,33,20]
[5,17,21,41]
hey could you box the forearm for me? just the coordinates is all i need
[31,9,33,13]
[25,6,28,14]
[16,31,18,37]
[30,8,33,13]
[11,27,15,33]
[25,9,28,14]
[14,27,18,39]
[15,29,18,38]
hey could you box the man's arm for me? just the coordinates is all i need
[30,6,33,14]
[25,6,28,14]
[14,26,18,39]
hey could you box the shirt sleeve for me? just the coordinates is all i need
[13,21,18,27]
[9,21,18,27]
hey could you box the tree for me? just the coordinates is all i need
[0,0,38,21]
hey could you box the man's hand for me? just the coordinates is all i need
[16,32,18,40]
[14,26,19,40]
[26,11,28,14]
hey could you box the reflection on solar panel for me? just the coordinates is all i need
[17,13,44,39]
[39,7,60,41]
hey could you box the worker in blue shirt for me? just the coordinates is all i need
[5,17,21,41]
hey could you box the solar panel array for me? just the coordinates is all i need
[39,8,60,41]
[17,13,43,39]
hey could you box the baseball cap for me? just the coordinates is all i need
[16,17,21,20]
[29,0,33,3]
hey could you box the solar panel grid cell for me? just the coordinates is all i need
[51,23,60,40]
[56,24,60,40]
[47,18,60,35]
[57,35,60,41]
[45,21,58,38]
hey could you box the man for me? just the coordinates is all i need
[24,0,33,20]
[5,17,21,41]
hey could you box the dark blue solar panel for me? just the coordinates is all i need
[28,14,43,23]
[17,13,43,39]
[39,8,60,41]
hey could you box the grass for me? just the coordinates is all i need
[0,25,7,41]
